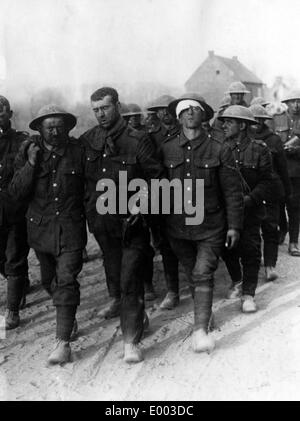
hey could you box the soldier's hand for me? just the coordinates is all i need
[27,143,40,167]
[225,229,240,250]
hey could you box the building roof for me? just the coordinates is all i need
[185,52,263,87]
[217,55,263,84]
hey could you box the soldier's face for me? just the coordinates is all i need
[157,107,175,125]
[223,118,242,139]
[91,95,120,129]
[0,105,12,131]
[128,114,142,129]
[179,106,203,129]
[254,118,265,133]
[230,93,245,105]
[287,99,300,115]
[40,117,67,146]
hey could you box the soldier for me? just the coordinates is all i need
[10,105,86,364]
[147,95,180,149]
[121,102,157,301]
[146,94,181,310]
[80,87,164,363]
[159,93,244,352]
[250,97,270,107]
[0,95,30,329]
[226,81,250,106]
[219,106,273,312]
[275,90,300,255]
[211,95,232,142]
[250,104,291,281]
[122,103,145,131]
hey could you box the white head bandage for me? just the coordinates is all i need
[176,100,204,118]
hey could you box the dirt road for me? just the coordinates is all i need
[1,234,300,401]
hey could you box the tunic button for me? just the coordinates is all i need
[103,168,106,172]
[52,169,56,173]
[56,211,60,216]
[186,158,190,163]
[53,183,57,187]
[71,170,75,174]
[55,197,58,201]
[30,218,33,222]
[170,164,174,168]
[205,164,208,168]
[122,161,126,165]
[0,164,2,167]
[0,176,2,179]
[236,160,239,163]
[87,157,90,161]
[187,146,191,150]
[187,173,191,176]
[187,187,191,191]
[103,154,106,158]
[52,155,56,159]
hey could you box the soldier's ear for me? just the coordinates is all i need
[240,121,246,131]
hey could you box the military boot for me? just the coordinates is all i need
[70,319,78,341]
[288,243,300,257]
[241,295,257,313]
[48,340,71,365]
[123,343,143,364]
[159,292,179,310]
[192,284,215,353]
[5,310,20,330]
[265,266,278,282]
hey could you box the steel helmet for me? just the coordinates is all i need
[120,103,130,116]
[218,105,257,124]
[219,95,231,110]
[249,104,272,120]
[226,81,250,95]
[122,103,143,117]
[29,104,77,131]
[250,96,270,107]
[282,90,300,103]
[168,92,214,122]
[147,95,176,111]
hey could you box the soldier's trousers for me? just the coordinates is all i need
[35,250,82,306]
[35,250,82,341]
[223,216,261,297]
[160,237,179,294]
[168,233,224,330]
[0,220,29,311]
[286,177,300,243]
[94,228,149,344]
[261,201,280,267]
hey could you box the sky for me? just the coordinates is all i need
[0,0,300,101]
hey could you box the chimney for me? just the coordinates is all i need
[232,56,238,61]
[208,50,214,57]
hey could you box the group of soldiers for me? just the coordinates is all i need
[0,80,299,365]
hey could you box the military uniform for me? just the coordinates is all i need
[223,136,273,296]
[80,117,164,344]
[10,135,87,339]
[270,111,300,246]
[159,129,244,328]
[254,126,291,267]
[149,122,181,303]
[0,124,29,313]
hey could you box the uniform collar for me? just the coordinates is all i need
[41,138,68,161]
[179,129,208,149]
[227,134,250,151]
